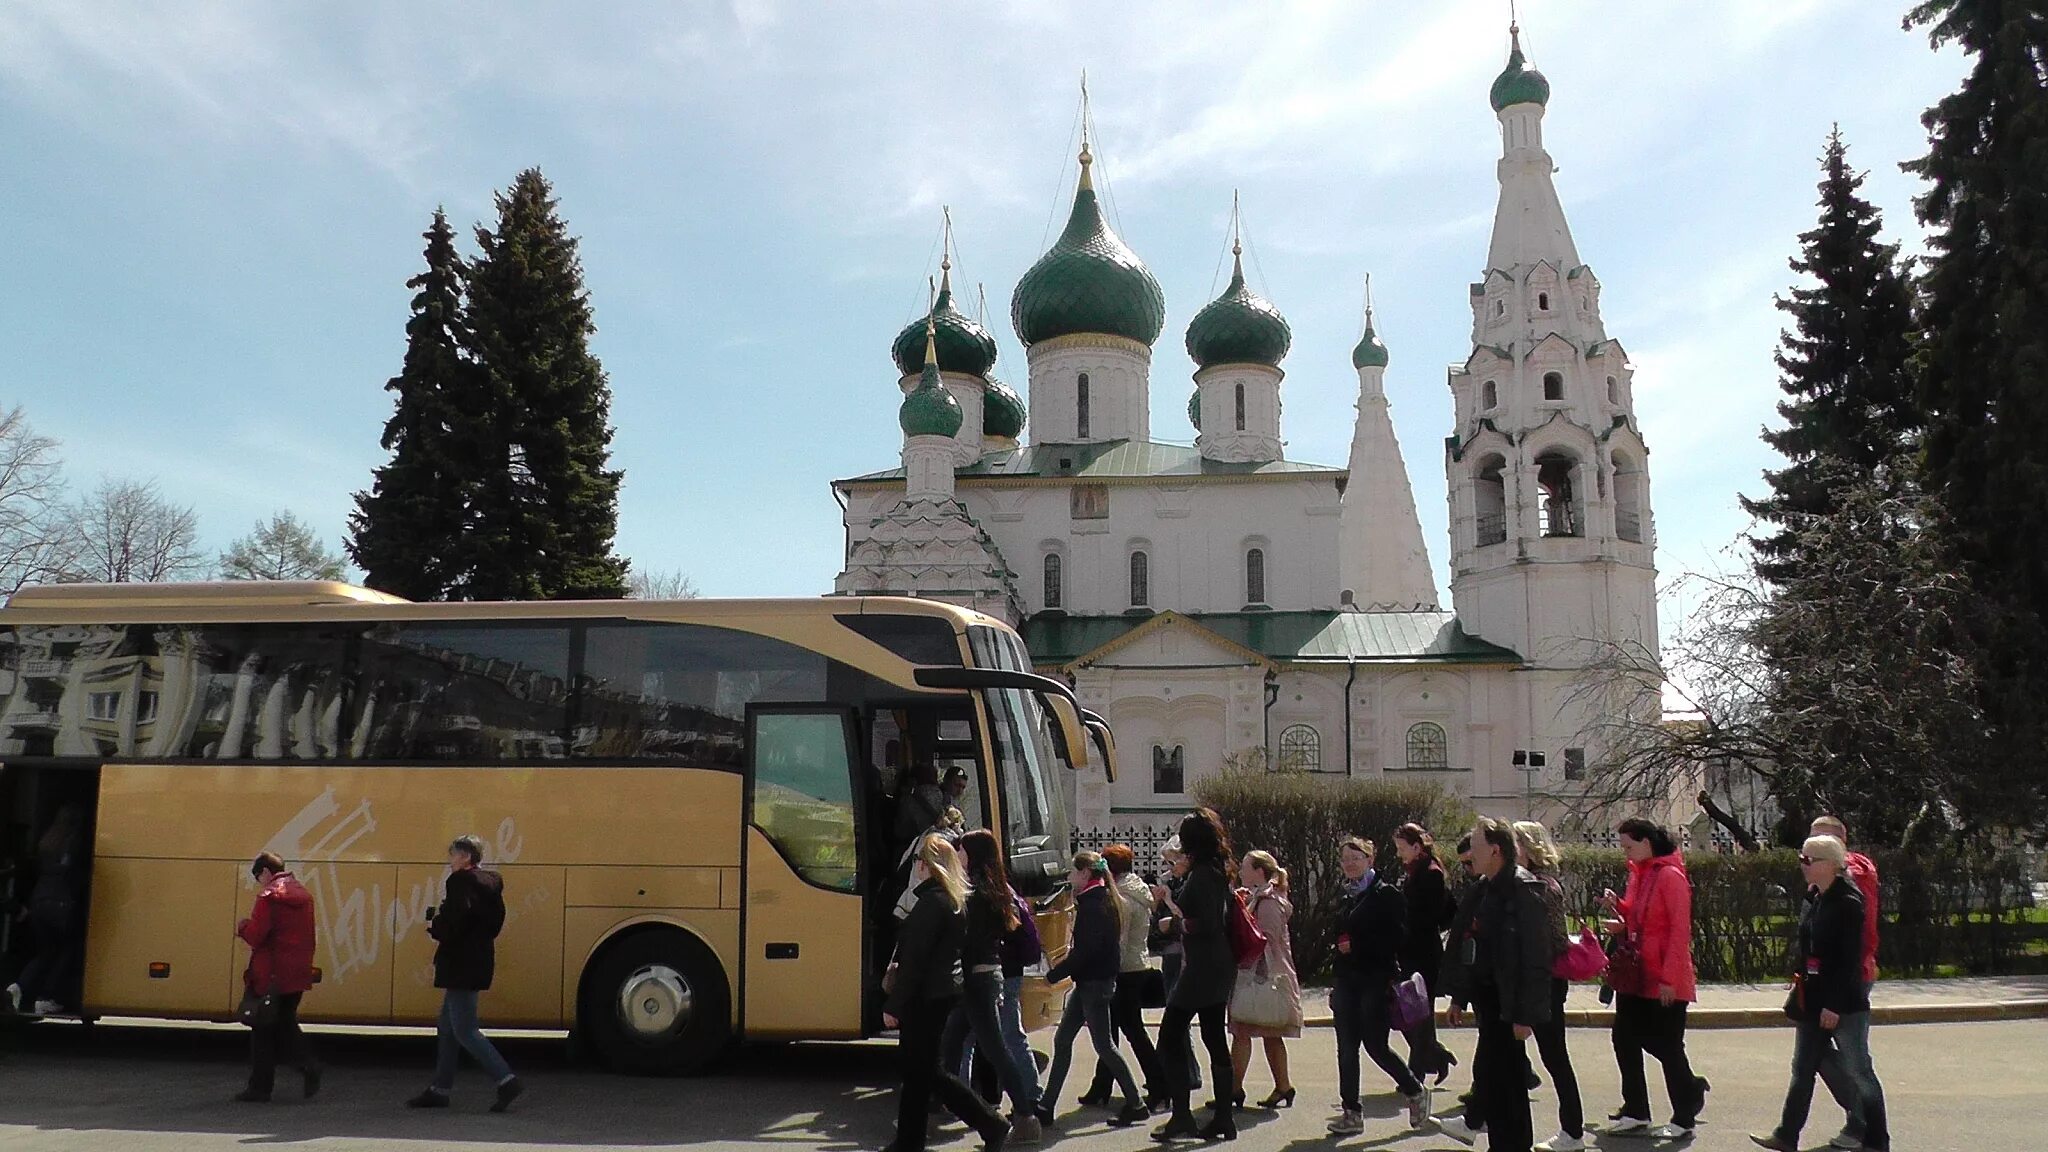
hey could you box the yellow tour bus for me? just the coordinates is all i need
[0,581,1116,1073]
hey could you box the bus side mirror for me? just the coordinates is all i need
[1040,693,1091,771]
[1084,718,1117,784]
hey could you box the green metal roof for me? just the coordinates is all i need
[837,439,1343,485]
[982,377,1026,439]
[1185,253,1290,369]
[1011,165,1166,347]
[1489,30,1551,112]
[891,279,997,378]
[1021,610,1523,667]
[898,360,962,437]
[1351,319,1389,369]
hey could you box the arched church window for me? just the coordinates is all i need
[1537,291,1550,311]
[1152,744,1184,794]
[1129,550,1149,608]
[1405,722,1449,771]
[1607,375,1620,406]
[1042,553,1063,609]
[1245,547,1266,605]
[1543,372,1565,402]
[1077,373,1091,439]
[1482,380,1498,411]
[1475,455,1508,547]
[1536,450,1582,538]
[1279,724,1320,773]
[1495,300,1506,318]
[1234,383,1246,431]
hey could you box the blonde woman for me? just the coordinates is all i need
[1514,820,1586,1152]
[1229,850,1301,1109]
[885,834,1009,1152]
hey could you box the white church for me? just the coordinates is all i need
[833,29,1660,845]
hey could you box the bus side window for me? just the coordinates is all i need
[751,710,859,892]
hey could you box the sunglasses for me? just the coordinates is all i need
[1798,854,1818,865]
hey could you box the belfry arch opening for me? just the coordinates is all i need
[1475,454,1508,547]
[1535,449,1583,538]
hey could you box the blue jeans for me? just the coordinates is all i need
[1041,978,1139,1109]
[1776,1012,1889,1152]
[960,976,1044,1109]
[1818,982,1882,1143]
[945,971,1039,1114]
[432,988,514,1092]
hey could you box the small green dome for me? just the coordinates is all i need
[1187,389,1202,431]
[1011,160,1166,346]
[983,377,1026,440]
[1352,319,1389,369]
[1489,31,1551,111]
[891,274,997,377]
[1185,252,1291,369]
[899,352,963,438]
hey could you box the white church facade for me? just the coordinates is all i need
[833,30,1661,847]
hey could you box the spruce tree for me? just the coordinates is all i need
[348,209,477,600]
[1739,128,1918,586]
[462,169,628,600]
[1905,0,2048,825]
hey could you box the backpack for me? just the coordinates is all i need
[1226,888,1269,967]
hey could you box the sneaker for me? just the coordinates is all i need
[491,1077,523,1113]
[4,983,20,1013]
[405,1089,450,1109]
[1748,1135,1798,1152]
[31,999,62,1016]
[1830,1132,1865,1150]
[1435,1115,1481,1146]
[1405,1088,1431,1130]
[1648,1123,1695,1140]
[1603,1115,1651,1135]
[1007,1114,1043,1145]
[1537,1134,1588,1152]
[1326,1109,1364,1135]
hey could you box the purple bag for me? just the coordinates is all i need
[1390,971,1432,1033]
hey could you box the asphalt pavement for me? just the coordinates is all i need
[0,1015,2039,1151]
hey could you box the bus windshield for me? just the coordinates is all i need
[966,624,1070,872]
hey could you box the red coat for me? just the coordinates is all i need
[238,872,317,996]
[1845,851,1880,984]
[1616,852,1696,1002]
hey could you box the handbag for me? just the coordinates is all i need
[1390,970,1433,1033]
[1225,889,1269,968]
[1556,923,1609,982]
[1229,956,1298,1031]
[1604,871,1660,998]
[236,982,275,1028]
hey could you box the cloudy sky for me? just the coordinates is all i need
[0,1,1965,609]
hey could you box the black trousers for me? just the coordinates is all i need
[1086,970,1163,1099]
[896,997,1004,1152]
[247,992,319,1096]
[1158,999,1231,1116]
[1533,978,1584,1138]
[1472,985,1534,1152]
[1612,994,1701,1126]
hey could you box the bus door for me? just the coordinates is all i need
[0,760,101,1015]
[740,706,864,1039]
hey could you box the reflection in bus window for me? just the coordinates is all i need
[966,626,1063,854]
[354,624,571,761]
[752,711,858,891]
[579,622,827,765]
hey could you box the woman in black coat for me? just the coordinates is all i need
[1326,838,1431,1136]
[885,835,1009,1152]
[1151,808,1239,1143]
[1393,823,1457,1083]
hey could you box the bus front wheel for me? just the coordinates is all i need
[578,927,732,1075]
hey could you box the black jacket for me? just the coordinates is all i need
[431,867,506,991]
[1796,875,1870,1021]
[1443,877,1485,1006]
[1461,867,1554,1028]
[887,879,964,1018]
[1168,863,1236,1008]
[1048,882,1121,984]
[1399,860,1450,988]
[1334,873,1406,985]
[961,889,1007,972]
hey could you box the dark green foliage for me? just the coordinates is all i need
[349,209,478,600]
[1193,769,1469,979]
[1905,0,2048,832]
[1740,129,1919,586]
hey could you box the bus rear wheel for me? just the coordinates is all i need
[578,927,731,1076]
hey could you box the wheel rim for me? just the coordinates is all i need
[616,963,692,1039]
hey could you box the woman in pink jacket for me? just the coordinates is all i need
[1598,819,1708,1140]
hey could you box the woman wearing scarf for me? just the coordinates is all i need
[1035,851,1151,1129]
[1327,837,1431,1136]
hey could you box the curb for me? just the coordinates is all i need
[1294,998,2048,1030]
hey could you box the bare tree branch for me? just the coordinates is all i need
[67,478,206,583]
[0,406,79,596]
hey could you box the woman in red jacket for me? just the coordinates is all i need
[234,852,321,1103]
[1598,819,1707,1140]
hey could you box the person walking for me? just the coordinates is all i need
[406,835,522,1113]
[1081,844,1165,1111]
[1436,834,1491,1145]
[1151,837,1203,1095]
[1151,808,1239,1143]
[1513,821,1585,1152]
[1810,815,1882,1151]
[1228,850,1301,1110]
[1327,837,1430,1137]
[944,830,1044,1143]
[7,805,87,1017]
[1037,851,1151,1130]
[1393,822,1457,1085]
[1748,836,1890,1152]
[884,833,1010,1152]
[1599,818,1705,1140]
[233,852,321,1103]
[1450,818,1553,1152]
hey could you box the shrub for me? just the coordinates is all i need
[1193,769,1468,979]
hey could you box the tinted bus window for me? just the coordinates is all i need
[176,624,355,760]
[752,710,858,890]
[835,614,963,666]
[354,623,572,761]
[578,622,827,766]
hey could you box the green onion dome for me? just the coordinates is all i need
[1185,247,1291,369]
[1489,28,1550,111]
[1187,390,1202,431]
[891,268,997,378]
[899,328,964,438]
[1352,316,1389,369]
[982,377,1026,440]
[1011,154,1166,346]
